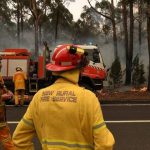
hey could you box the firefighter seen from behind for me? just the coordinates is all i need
[13,67,27,107]
[12,44,115,150]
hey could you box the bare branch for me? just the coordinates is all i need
[87,0,113,20]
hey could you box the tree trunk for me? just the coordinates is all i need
[34,20,39,61]
[20,2,24,42]
[87,0,118,60]
[17,0,20,47]
[138,0,142,54]
[112,19,118,59]
[147,1,150,91]
[55,8,60,44]
[126,0,134,85]
[39,25,42,46]
[30,0,44,60]
[122,0,129,85]
[111,0,118,60]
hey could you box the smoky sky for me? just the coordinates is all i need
[0,21,149,81]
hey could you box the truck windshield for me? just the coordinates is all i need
[84,49,100,63]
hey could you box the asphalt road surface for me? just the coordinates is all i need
[4,103,150,150]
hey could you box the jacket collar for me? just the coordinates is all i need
[53,69,80,84]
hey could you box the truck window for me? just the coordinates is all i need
[84,49,100,63]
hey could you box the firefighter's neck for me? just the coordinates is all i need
[53,69,80,84]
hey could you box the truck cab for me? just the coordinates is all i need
[77,45,107,91]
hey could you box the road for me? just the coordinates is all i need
[5,103,150,150]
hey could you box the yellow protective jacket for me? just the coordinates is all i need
[0,73,4,85]
[13,77,115,150]
[0,73,7,128]
[13,71,27,90]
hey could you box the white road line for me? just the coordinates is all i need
[106,120,150,123]
[6,104,150,107]
[8,121,19,124]
[101,103,150,106]
[7,120,150,124]
[6,105,28,107]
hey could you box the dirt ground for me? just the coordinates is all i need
[14,86,150,104]
[96,86,150,102]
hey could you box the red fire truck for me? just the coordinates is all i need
[75,45,107,91]
[0,44,107,94]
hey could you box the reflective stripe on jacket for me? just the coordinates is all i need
[13,78,115,150]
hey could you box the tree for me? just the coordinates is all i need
[132,54,146,87]
[147,0,150,91]
[17,0,26,45]
[127,0,134,85]
[29,0,44,60]
[119,0,135,85]
[121,0,129,84]
[73,6,101,43]
[137,0,143,53]
[0,0,16,48]
[50,0,73,43]
[87,0,118,60]
[0,0,12,25]
[16,0,20,46]
[109,57,123,87]
[102,24,111,42]
[14,0,50,60]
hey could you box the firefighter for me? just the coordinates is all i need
[13,67,27,107]
[12,44,115,150]
[0,56,16,150]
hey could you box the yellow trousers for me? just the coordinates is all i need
[14,89,25,106]
[0,125,15,150]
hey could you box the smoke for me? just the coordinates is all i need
[0,27,35,52]
[0,28,17,49]
[0,20,149,83]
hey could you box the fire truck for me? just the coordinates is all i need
[77,45,107,91]
[0,44,107,94]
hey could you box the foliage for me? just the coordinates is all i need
[0,0,12,25]
[109,57,123,87]
[102,24,110,35]
[132,54,146,87]
[73,6,101,43]
[95,0,110,10]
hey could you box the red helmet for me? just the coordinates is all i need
[46,44,88,72]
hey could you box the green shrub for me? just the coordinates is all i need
[132,54,146,87]
[109,57,123,87]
